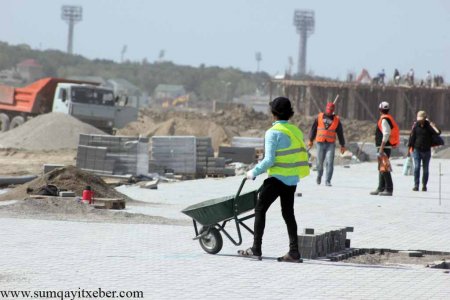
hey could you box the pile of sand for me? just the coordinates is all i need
[0,165,188,225]
[0,112,106,150]
[0,165,128,201]
[117,107,376,150]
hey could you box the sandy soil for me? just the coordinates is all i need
[0,149,76,176]
[0,197,189,226]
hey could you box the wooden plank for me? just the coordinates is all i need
[306,87,322,115]
[400,90,417,118]
[352,89,377,121]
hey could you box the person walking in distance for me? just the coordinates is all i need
[308,102,346,186]
[408,111,442,191]
[239,97,310,262]
[370,101,400,196]
[393,69,400,85]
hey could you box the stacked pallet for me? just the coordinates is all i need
[298,227,353,259]
[196,137,214,178]
[231,136,264,161]
[218,146,256,164]
[151,136,197,176]
[150,136,235,178]
[76,134,149,176]
[206,157,226,177]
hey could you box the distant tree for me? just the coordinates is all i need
[0,42,272,101]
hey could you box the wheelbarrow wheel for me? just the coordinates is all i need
[199,226,223,254]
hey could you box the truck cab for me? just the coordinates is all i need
[53,83,118,134]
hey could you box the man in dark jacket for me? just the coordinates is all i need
[408,111,441,191]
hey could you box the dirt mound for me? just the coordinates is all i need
[115,114,156,136]
[0,112,106,150]
[0,165,128,201]
[147,117,229,149]
[341,119,375,143]
[118,107,375,150]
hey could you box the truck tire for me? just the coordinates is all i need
[0,113,10,132]
[10,116,25,129]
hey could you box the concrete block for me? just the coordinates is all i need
[59,191,76,197]
[304,228,315,235]
[43,164,64,174]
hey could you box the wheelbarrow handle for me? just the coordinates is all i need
[234,177,247,200]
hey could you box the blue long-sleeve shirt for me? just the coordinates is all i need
[250,121,300,186]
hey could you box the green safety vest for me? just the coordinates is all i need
[267,123,310,179]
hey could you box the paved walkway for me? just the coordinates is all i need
[1,158,449,299]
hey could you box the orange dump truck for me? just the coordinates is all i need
[0,77,137,133]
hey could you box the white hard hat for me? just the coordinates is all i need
[379,101,389,110]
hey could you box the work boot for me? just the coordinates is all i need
[422,186,427,192]
[316,176,321,185]
[379,191,393,196]
[370,189,381,195]
[412,186,419,191]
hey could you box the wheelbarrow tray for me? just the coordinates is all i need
[182,190,258,226]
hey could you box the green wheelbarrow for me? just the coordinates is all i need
[181,178,259,254]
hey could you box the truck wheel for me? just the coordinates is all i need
[0,113,10,132]
[199,226,223,254]
[10,116,25,129]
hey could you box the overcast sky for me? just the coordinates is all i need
[2,0,449,80]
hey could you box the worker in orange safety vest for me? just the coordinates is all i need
[370,101,400,196]
[308,102,346,186]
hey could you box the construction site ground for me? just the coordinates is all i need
[1,158,449,299]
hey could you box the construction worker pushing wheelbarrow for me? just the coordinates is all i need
[183,97,310,263]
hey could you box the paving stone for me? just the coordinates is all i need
[0,158,449,298]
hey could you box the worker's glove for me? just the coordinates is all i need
[307,141,313,149]
[246,170,255,180]
[340,146,346,154]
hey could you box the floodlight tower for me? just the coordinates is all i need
[61,5,83,54]
[121,45,127,63]
[293,10,315,76]
[255,51,262,72]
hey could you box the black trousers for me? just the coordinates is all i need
[377,148,393,192]
[252,177,298,254]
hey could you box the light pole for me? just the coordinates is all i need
[121,45,127,63]
[255,52,262,72]
[293,10,315,76]
[61,5,83,54]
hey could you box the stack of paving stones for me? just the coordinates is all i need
[206,157,226,177]
[150,136,236,178]
[196,137,214,178]
[218,146,256,164]
[76,134,149,176]
[298,227,358,260]
[231,136,264,160]
[151,136,197,176]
